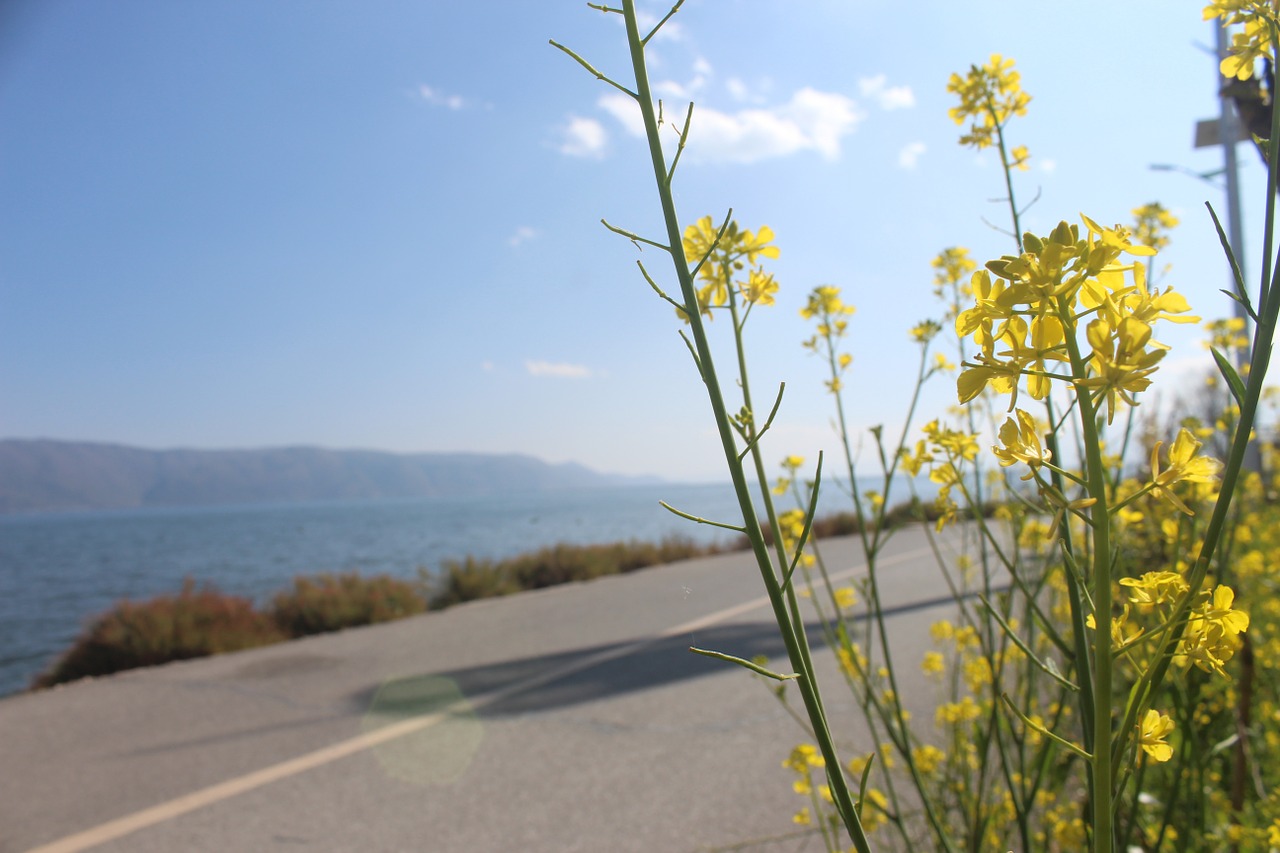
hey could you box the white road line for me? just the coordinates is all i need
[24,545,933,853]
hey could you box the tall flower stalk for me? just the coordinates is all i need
[554,3,871,848]
[555,4,1280,850]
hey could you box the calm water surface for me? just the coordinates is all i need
[0,478,928,697]
[0,483,771,697]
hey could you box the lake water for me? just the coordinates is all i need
[0,478,927,697]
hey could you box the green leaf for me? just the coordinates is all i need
[1210,346,1247,407]
[1206,202,1257,321]
[688,646,799,680]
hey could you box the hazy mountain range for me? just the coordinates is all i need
[0,440,658,514]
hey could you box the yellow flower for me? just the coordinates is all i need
[1120,571,1189,606]
[801,285,854,322]
[1204,1,1279,79]
[682,216,779,280]
[937,696,981,725]
[1079,315,1165,424]
[678,217,779,322]
[1010,144,1031,170]
[1137,709,1175,762]
[921,650,946,676]
[946,54,1031,149]
[963,655,993,691]
[1132,202,1179,252]
[1176,585,1250,675]
[834,586,857,610]
[742,269,778,306]
[1150,429,1223,515]
[783,743,825,773]
[992,408,1051,477]
[932,246,977,297]
[910,319,942,344]
[912,744,945,774]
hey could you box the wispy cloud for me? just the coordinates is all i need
[898,141,926,169]
[558,115,608,158]
[858,75,915,110]
[525,360,594,379]
[417,84,471,110]
[507,226,539,248]
[632,9,685,42]
[599,86,863,164]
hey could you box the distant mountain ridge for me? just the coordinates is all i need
[0,440,658,514]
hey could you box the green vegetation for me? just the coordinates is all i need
[271,572,427,637]
[32,579,287,689]
[30,510,940,692]
[426,534,730,607]
[554,3,1280,849]
[31,531,759,690]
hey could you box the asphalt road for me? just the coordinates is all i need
[1,526,963,853]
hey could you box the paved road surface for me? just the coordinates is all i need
[1,527,963,853]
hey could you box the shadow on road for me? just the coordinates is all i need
[350,619,830,719]
[349,586,973,721]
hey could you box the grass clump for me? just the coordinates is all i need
[427,535,726,608]
[33,579,286,689]
[270,572,426,637]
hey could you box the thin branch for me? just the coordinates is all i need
[642,0,686,45]
[601,218,671,251]
[665,102,695,186]
[689,646,799,680]
[658,500,746,532]
[548,40,638,99]
[737,382,786,462]
[637,260,685,312]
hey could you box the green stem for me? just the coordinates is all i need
[1056,298,1115,853]
[616,5,870,849]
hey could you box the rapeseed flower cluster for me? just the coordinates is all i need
[946,54,1031,150]
[1131,202,1180,253]
[955,216,1198,422]
[801,285,856,394]
[1204,0,1280,79]
[678,215,779,321]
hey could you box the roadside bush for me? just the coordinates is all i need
[428,535,728,608]
[33,579,285,689]
[427,556,524,609]
[270,572,427,638]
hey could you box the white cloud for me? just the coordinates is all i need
[507,226,539,248]
[898,141,926,169]
[633,10,685,42]
[858,75,915,110]
[600,87,863,164]
[599,93,648,136]
[525,360,594,379]
[1040,158,1058,173]
[653,79,698,100]
[726,77,750,102]
[559,115,608,158]
[418,84,469,110]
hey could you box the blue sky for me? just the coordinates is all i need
[0,1,1269,483]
